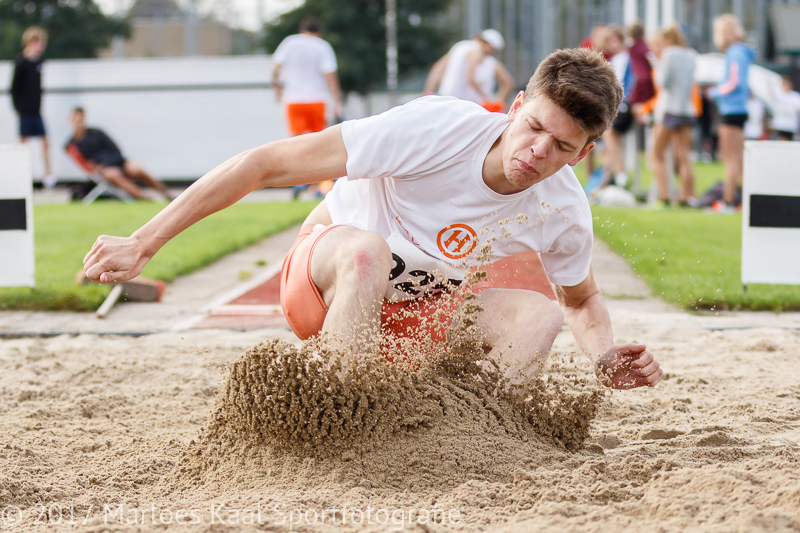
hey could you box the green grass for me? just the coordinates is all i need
[574,158,725,199]
[0,200,317,312]
[592,206,800,312]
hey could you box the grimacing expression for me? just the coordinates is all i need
[501,93,594,193]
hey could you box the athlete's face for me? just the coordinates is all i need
[499,92,594,194]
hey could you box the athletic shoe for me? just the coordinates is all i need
[42,174,57,189]
[614,171,629,188]
[708,201,736,214]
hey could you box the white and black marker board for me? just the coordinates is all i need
[742,141,800,288]
[0,145,35,288]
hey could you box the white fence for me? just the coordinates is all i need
[1,55,418,183]
[1,55,286,181]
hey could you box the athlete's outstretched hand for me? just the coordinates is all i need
[83,235,150,283]
[594,344,663,389]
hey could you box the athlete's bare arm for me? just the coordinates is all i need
[423,53,449,95]
[494,62,515,104]
[83,125,347,284]
[556,268,663,389]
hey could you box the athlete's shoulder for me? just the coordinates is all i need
[534,166,592,222]
[403,95,489,116]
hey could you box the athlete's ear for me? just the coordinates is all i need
[568,141,596,167]
[507,91,526,121]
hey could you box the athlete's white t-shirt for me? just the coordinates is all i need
[272,34,337,104]
[326,96,594,301]
[438,40,496,104]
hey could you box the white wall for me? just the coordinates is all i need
[1,55,288,181]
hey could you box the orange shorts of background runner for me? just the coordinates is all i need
[285,102,327,135]
[481,100,505,113]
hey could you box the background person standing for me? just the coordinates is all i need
[424,29,514,112]
[651,25,698,207]
[708,14,755,212]
[272,16,344,199]
[10,26,54,187]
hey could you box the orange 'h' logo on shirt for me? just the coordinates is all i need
[437,224,478,259]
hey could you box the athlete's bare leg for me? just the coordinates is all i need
[472,288,564,382]
[673,125,696,202]
[99,166,149,199]
[309,225,392,354]
[123,160,172,200]
[719,124,744,205]
[651,124,672,202]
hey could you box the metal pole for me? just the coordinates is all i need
[624,0,638,25]
[504,0,518,87]
[386,0,398,90]
[662,0,676,26]
[185,0,197,56]
[732,0,745,22]
[645,0,659,35]
[490,0,502,30]
[539,0,554,62]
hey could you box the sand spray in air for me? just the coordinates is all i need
[193,218,605,467]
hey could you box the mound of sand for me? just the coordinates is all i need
[1,324,799,532]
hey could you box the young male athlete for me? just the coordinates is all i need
[84,48,663,390]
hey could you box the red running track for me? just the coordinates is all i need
[193,251,554,330]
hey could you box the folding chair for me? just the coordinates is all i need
[65,143,135,204]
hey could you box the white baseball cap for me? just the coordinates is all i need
[480,29,505,51]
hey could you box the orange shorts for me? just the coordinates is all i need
[280,225,459,343]
[481,100,505,113]
[285,102,326,136]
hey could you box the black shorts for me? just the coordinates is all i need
[612,105,634,134]
[663,114,696,130]
[19,114,46,137]
[721,114,748,128]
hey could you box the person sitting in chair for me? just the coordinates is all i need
[66,107,173,201]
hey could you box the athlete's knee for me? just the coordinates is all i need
[339,232,392,284]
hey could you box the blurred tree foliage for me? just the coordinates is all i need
[0,0,128,59]
[263,0,455,94]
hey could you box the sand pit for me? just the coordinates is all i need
[1,318,799,532]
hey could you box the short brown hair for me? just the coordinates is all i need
[299,17,321,34]
[524,48,623,142]
[629,21,645,41]
[22,26,47,46]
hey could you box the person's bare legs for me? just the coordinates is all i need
[123,160,172,200]
[719,124,744,205]
[601,129,624,186]
[310,226,392,354]
[673,125,696,202]
[472,288,564,383]
[41,136,52,177]
[99,167,149,199]
[20,135,53,179]
[651,124,672,202]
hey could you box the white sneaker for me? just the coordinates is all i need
[42,174,57,189]
[614,171,629,188]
